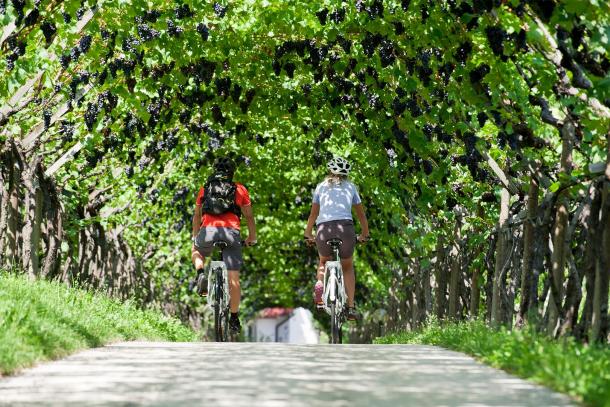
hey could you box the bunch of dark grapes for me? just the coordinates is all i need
[515,29,527,52]
[213,3,227,18]
[230,83,242,103]
[421,5,429,22]
[361,32,382,58]
[175,4,192,19]
[75,7,85,20]
[43,110,52,128]
[379,40,396,67]
[59,121,74,142]
[62,11,71,23]
[167,20,183,36]
[211,105,225,124]
[485,26,507,60]
[125,166,134,178]
[215,77,231,98]
[469,64,490,84]
[367,0,384,19]
[401,0,411,11]
[24,7,39,27]
[40,21,56,45]
[392,97,406,115]
[84,102,100,131]
[272,59,281,76]
[122,35,140,53]
[477,112,488,127]
[455,41,472,64]
[0,0,6,14]
[11,0,25,25]
[138,24,160,42]
[316,8,328,25]
[79,34,92,54]
[196,23,209,40]
[329,8,345,24]
[143,9,160,23]
[355,0,366,12]
[393,22,405,35]
[5,38,26,71]
[284,62,296,78]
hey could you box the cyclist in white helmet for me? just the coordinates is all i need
[304,156,370,321]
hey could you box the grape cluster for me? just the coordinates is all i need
[367,0,384,19]
[211,105,225,124]
[361,33,382,58]
[62,12,71,23]
[11,0,25,25]
[215,77,231,98]
[43,110,52,128]
[174,4,192,19]
[401,0,411,11]
[329,8,345,24]
[316,8,328,25]
[24,7,39,27]
[284,62,296,78]
[59,121,74,143]
[455,41,472,64]
[79,34,92,54]
[469,64,490,84]
[5,37,26,71]
[230,83,242,103]
[0,0,6,14]
[75,6,87,21]
[84,102,100,131]
[379,40,395,67]
[485,26,507,61]
[196,23,210,41]
[138,24,160,42]
[40,21,56,45]
[214,3,227,18]
[167,20,183,37]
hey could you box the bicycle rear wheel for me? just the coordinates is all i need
[330,302,341,344]
[214,271,226,342]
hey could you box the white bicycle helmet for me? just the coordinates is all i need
[327,156,351,175]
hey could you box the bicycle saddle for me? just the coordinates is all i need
[213,241,229,249]
[326,238,343,246]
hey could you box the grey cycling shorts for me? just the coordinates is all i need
[315,220,357,259]
[194,227,243,271]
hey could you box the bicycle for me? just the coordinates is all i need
[321,238,348,344]
[196,241,231,342]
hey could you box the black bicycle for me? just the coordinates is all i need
[197,241,231,342]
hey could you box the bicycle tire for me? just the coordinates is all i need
[330,301,341,344]
[214,303,221,341]
[214,270,224,342]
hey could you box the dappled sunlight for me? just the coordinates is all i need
[0,343,574,406]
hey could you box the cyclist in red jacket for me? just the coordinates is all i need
[191,157,257,334]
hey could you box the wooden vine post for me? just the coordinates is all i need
[492,187,510,328]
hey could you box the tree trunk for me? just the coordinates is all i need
[548,121,574,336]
[591,132,610,343]
[448,220,462,320]
[517,178,539,328]
[492,187,510,328]
[435,235,448,320]
[21,156,43,278]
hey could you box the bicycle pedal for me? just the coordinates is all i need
[315,303,325,310]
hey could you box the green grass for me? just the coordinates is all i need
[375,320,610,407]
[0,271,198,375]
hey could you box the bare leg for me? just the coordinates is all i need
[191,246,205,270]
[228,270,240,313]
[317,256,331,282]
[341,257,355,308]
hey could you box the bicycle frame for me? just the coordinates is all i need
[206,242,231,342]
[322,244,347,317]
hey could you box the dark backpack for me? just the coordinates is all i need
[201,175,241,216]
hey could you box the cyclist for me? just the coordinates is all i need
[191,157,257,334]
[303,156,370,321]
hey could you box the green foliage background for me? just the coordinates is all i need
[1,0,609,318]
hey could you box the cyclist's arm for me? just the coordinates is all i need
[304,203,320,238]
[353,203,369,238]
[192,204,202,239]
[241,204,257,241]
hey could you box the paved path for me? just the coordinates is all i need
[0,342,575,406]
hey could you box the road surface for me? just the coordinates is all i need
[0,342,575,406]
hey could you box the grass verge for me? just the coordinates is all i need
[374,320,610,407]
[0,271,198,375]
